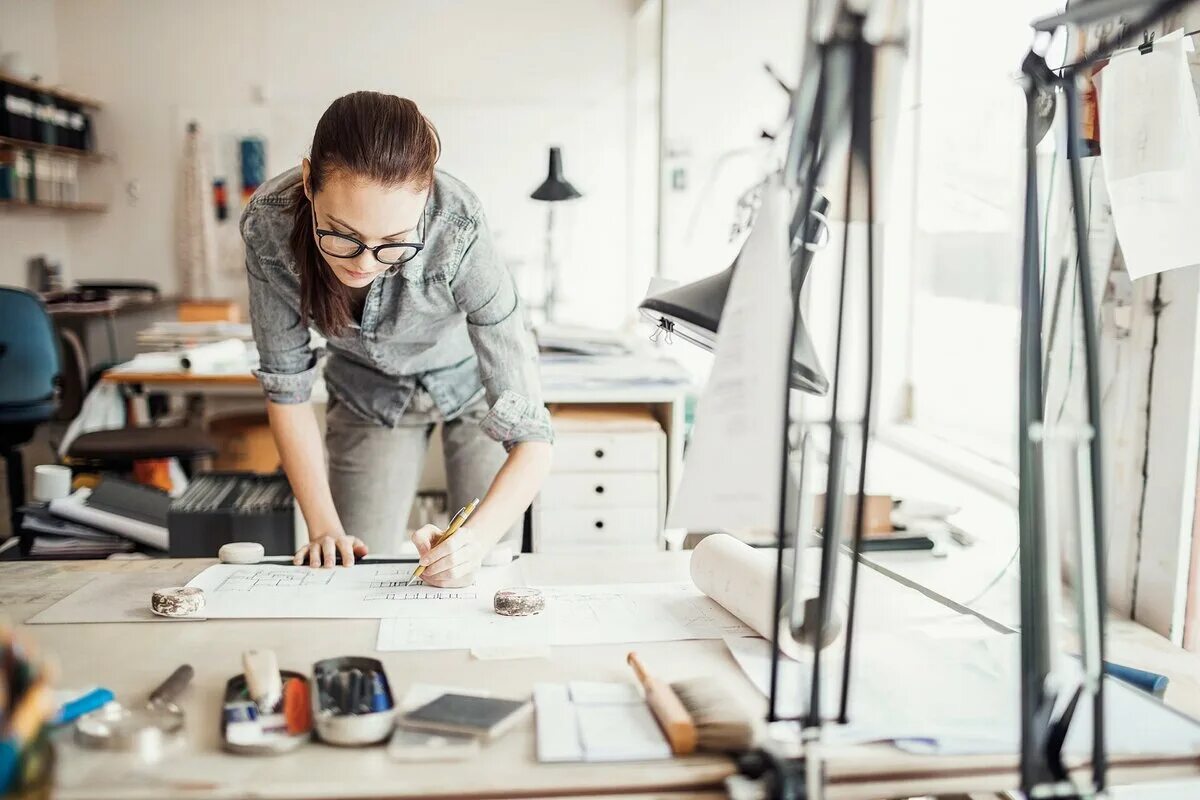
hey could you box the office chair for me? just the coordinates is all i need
[0,288,61,537]
[0,287,218,540]
[55,327,217,476]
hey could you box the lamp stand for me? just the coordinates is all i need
[543,204,558,323]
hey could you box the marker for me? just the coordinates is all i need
[368,671,391,713]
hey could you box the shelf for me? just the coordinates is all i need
[0,136,106,163]
[0,199,108,214]
[0,72,103,109]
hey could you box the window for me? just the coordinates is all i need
[880,0,1064,474]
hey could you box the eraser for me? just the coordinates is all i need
[242,649,282,711]
[219,542,265,564]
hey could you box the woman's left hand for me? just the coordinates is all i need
[411,524,487,587]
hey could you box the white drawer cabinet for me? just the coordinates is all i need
[532,407,666,552]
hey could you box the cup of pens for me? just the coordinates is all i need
[1,629,56,799]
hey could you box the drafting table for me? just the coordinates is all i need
[2,552,1198,799]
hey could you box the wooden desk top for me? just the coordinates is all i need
[2,554,1197,799]
[101,371,258,386]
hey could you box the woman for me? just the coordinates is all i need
[240,91,553,584]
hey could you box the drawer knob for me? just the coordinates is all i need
[594,448,605,459]
[594,485,605,495]
[594,520,605,530]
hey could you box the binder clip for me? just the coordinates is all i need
[649,318,674,345]
[1138,31,1155,55]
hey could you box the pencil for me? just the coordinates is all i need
[407,498,479,586]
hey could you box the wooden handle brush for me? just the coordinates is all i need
[627,651,697,755]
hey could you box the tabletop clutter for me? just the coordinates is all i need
[3,534,762,788]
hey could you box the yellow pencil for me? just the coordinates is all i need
[407,498,479,586]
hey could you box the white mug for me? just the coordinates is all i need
[33,464,73,502]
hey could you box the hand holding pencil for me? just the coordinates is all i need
[408,499,480,588]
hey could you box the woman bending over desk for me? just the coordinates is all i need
[240,91,553,583]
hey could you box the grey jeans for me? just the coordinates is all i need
[325,390,517,553]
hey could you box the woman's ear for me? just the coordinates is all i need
[301,158,313,201]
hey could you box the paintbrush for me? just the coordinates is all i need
[627,652,757,754]
[407,498,479,586]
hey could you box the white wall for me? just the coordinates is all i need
[0,0,71,286]
[26,0,639,327]
[659,0,803,285]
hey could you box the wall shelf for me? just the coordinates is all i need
[0,135,106,163]
[0,72,103,110]
[0,199,108,214]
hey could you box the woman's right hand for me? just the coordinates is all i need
[295,534,368,567]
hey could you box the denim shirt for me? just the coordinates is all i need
[240,166,553,451]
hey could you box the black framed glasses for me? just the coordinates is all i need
[313,204,426,266]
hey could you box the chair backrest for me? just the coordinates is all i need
[55,327,89,422]
[0,287,61,412]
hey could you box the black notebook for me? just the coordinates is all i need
[400,693,529,740]
[85,476,172,527]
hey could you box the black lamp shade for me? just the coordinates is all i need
[639,190,830,396]
[531,147,582,202]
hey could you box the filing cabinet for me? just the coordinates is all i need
[532,406,666,552]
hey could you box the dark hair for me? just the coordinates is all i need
[290,92,440,335]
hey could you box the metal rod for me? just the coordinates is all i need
[1063,74,1109,793]
[838,25,876,726]
[1018,50,1055,794]
[809,14,864,730]
[769,38,831,726]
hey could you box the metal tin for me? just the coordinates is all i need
[220,670,310,755]
[312,656,396,746]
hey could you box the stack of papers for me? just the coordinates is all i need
[540,354,693,392]
[536,324,634,357]
[534,682,670,762]
[20,507,137,559]
[136,321,254,348]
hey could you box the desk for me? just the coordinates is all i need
[3,553,1198,799]
[101,352,692,547]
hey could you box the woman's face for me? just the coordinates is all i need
[303,160,427,289]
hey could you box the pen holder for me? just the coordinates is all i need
[312,657,396,746]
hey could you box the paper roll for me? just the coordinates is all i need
[690,533,842,657]
[179,338,246,372]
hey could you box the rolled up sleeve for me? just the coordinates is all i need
[242,205,318,404]
[451,209,553,450]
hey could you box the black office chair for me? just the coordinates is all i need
[55,328,218,476]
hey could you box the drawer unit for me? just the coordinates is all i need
[532,406,667,553]
[553,431,661,472]
[538,471,659,509]
[532,507,661,552]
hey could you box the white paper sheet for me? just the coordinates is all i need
[185,563,502,619]
[667,182,792,530]
[376,582,754,651]
[1100,29,1200,279]
[533,682,671,763]
[726,628,1200,757]
[27,568,206,624]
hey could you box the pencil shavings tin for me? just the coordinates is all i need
[150,586,205,617]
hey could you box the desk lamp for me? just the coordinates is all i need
[640,3,898,795]
[530,146,582,322]
[638,191,831,395]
